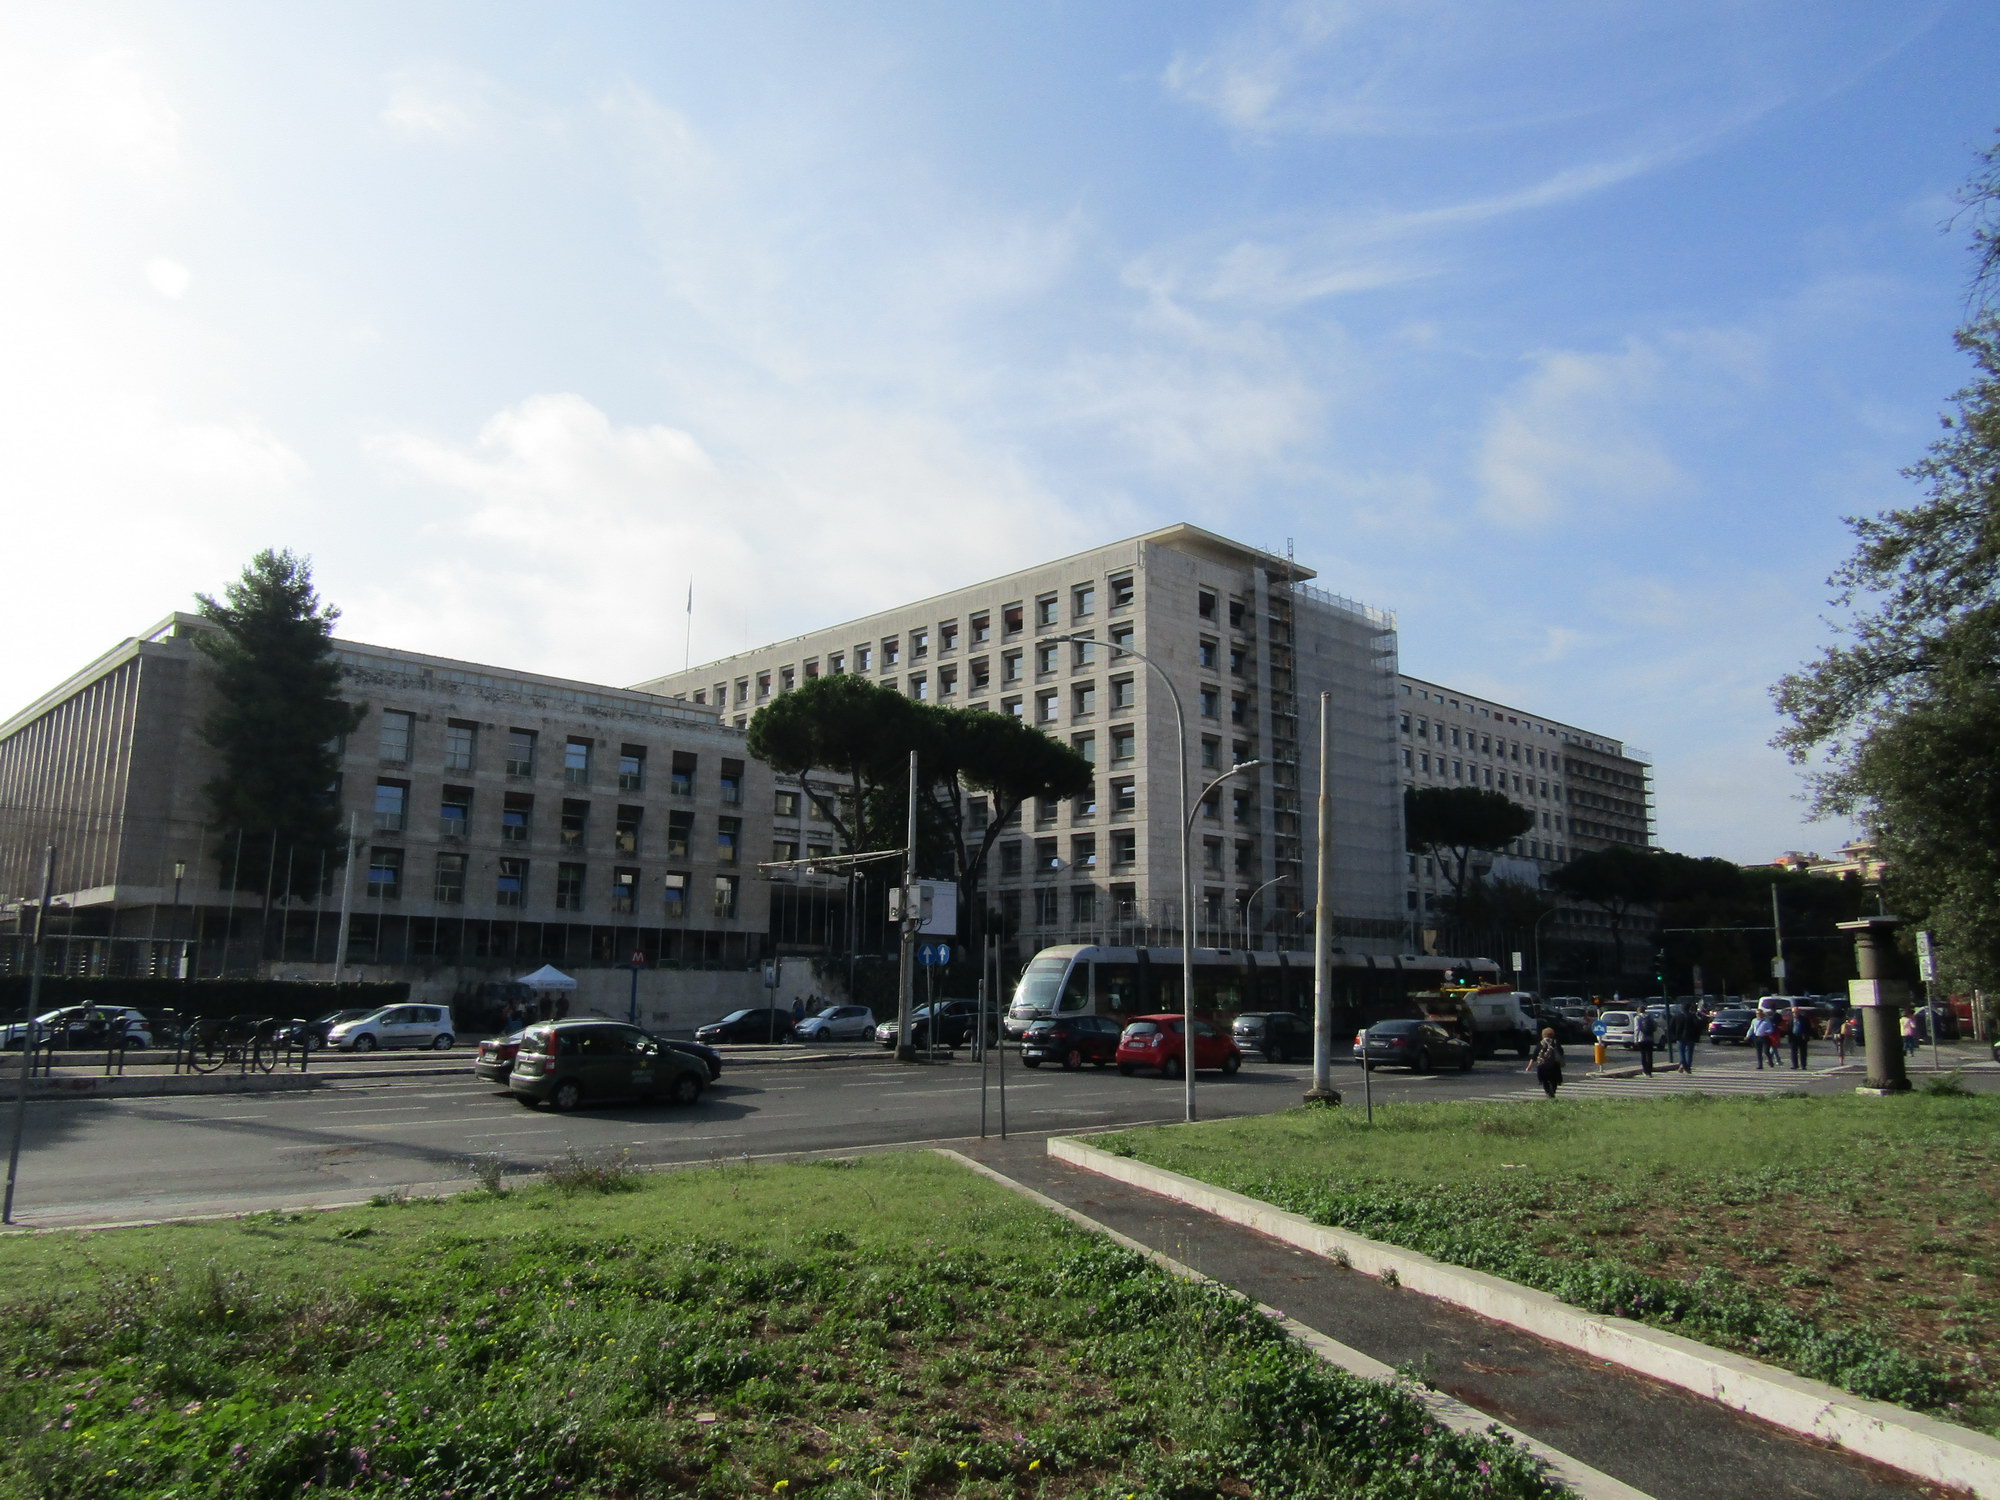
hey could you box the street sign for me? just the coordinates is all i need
[629,949,647,968]
[1510,950,1522,973]
[1916,931,1936,983]
[918,943,953,968]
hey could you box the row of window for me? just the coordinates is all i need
[365,849,740,918]
[372,711,743,795]
[1401,751,1556,801]
[371,782,746,861]
[1400,683,1567,742]
[992,880,1259,930]
[1400,712,1559,773]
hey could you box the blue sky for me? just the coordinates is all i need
[2,1,1994,862]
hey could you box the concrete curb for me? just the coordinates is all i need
[938,1148,1652,1500]
[1049,1135,2000,1498]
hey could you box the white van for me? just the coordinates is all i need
[328,1004,455,1052]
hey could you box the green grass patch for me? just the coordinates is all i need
[0,1152,1560,1499]
[1097,1092,2000,1436]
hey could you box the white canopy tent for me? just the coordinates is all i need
[516,964,578,991]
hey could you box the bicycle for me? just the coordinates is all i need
[182,1015,291,1074]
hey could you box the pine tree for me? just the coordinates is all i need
[195,550,366,898]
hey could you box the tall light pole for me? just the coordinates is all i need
[1041,632,1261,1122]
[1239,875,1287,952]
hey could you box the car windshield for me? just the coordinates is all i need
[321,1009,375,1024]
[1010,954,1068,1013]
[1370,1021,1422,1035]
[1124,1022,1159,1036]
[1599,1012,1632,1025]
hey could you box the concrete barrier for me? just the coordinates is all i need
[1049,1135,2000,1498]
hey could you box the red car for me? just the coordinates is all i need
[1114,1014,1241,1079]
[474,1031,526,1083]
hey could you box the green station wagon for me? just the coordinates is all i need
[508,1021,708,1112]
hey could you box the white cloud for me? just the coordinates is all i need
[143,257,189,298]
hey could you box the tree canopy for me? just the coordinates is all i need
[1404,784,1534,895]
[1773,138,2000,987]
[196,550,366,897]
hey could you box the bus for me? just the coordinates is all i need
[1004,944,1502,1041]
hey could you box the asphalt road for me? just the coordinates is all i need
[5,1041,1989,1227]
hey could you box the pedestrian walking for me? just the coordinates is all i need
[1788,1004,1813,1070]
[1901,1010,1920,1058]
[1750,1008,1778,1069]
[1526,1027,1565,1098]
[1635,1007,1658,1076]
[792,995,806,1024]
[1670,1004,1700,1073]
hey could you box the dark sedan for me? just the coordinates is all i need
[1707,1008,1755,1044]
[1232,1011,1312,1063]
[1020,1015,1120,1070]
[664,1037,724,1081]
[693,1008,796,1045]
[1353,1019,1474,1072]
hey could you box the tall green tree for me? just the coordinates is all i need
[1404,784,1535,896]
[746,675,918,855]
[196,550,366,898]
[1547,845,1667,984]
[1774,140,2000,988]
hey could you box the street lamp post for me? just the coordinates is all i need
[1042,633,1263,1122]
[1239,875,1287,952]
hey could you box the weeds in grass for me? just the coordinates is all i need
[464,1151,507,1196]
[544,1145,640,1195]
[1924,1071,1972,1097]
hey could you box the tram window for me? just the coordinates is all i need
[1058,964,1092,1012]
[1097,963,1144,1014]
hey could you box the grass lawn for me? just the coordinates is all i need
[0,1151,1563,1500]
[1095,1089,2000,1437]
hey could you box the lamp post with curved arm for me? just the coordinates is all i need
[1040,631,1261,1122]
[1238,874,1288,953]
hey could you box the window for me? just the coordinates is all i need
[611,868,638,916]
[1074,785,1097,818]
[1035,836,1059,870]
[939,665,957,698]
[1203,839,1223,872]
[433,853,466,904]
[663,872,688,919]
[502,792,532,843]
[1229,647,1247,675]
[1036,642,1059,675]
[563,738,592,784]
[881,637,900,667]
[1000,842,1022,876]
[667,809,693,858]
[856,645,873,672]
[1198,589,1216,619]
[999,891,1022,928]
[1111,726,1136,763]
[940,620,959,652]
[804,660,819,681]
[496,859,527,908]
[1235,842,1254,875]
[1072,682,1097,717]
[440,786,471,839]
[780,666,795,692]
[1111,829,1137,867]
[556,863,586,911]
[772,838,799,862]
[717,816,741,863]
[1071,637,1095,669]
[561,799,588,849]
[1072,731,1097,763]
[1228,599,1246,630]
[1230,695,1247,725]
[506,729,536,778]
[1073,584,1095,619]
[1108,622,1134,655]
[1036,690,1058,723]
[828,652,844,674]
[775,790,801,817]
[756,672,772,701]
[1199,687,1220,718]
[444,719,477,772]
[1110,675,1136,710]
[911,629,928,659]
[714,875,739,918]
[378,710,414,765]
[1110,573,1134,610]
[373,779,408,832]
[615,805,642,854]
[670,751,696,797]
[968,796,990,828]
[1198,638,1219,669]
[1035,594,1059,628]
[910,674,929,701]
[611,744,644,790]
[719,760,745,804]
[367,846,403,899]
[1034,888,1060,926]
[1035,796,1058,825]
[1071,885,1097,923]
[1201,737,1220,769]
[1002,650,1023,683]
[1002,696,1023,719]
[1110,777,1137,814]
[1073,833,1097,870]
[970,658,990,692]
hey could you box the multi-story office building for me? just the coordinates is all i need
[635,523,1409,958]
[0,615,776,1014]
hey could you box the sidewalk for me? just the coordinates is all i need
[953,1135,1948,1500]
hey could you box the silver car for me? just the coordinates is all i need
[793,1004,875,1041]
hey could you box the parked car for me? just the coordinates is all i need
[792,1004,875,1042]
[283,1008,378,1051]
[0,1005,153,1050]
[1020,1015,1121,1070]
[1231,1010,1312,1063]
[1114,1014,1241,1078]
[1595,1010,1639,1048]
[327,1004,455,1052]
[473,1030,525,1083]
[1353,1019,1474,1072]
[1706,1008,1755,1045]
[694,1008,796,1045]
[1559,1005,1598,1032]
[508,1021,708,1111]
[874,1000,993,1050]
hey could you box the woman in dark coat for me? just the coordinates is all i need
[1526,1027,1565,1098]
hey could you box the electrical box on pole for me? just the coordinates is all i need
[888,879,956,936]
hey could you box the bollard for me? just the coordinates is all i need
[1593,1040,1607,1069]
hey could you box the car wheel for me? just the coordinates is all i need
[1221,1053,1241,1076]
[1267,1044,1288,1065]
[303,1033,323,1051]
[549,1079,583,1112]
[430,1034,454,1051]
[1023,1058,1041,1069]
[351,1034,377,1052]
[1062,1048,1084,1071]
[667,1073,703,1106]
[1164,1056,1184,1080]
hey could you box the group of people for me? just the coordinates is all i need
[1745,999,1820,1071]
